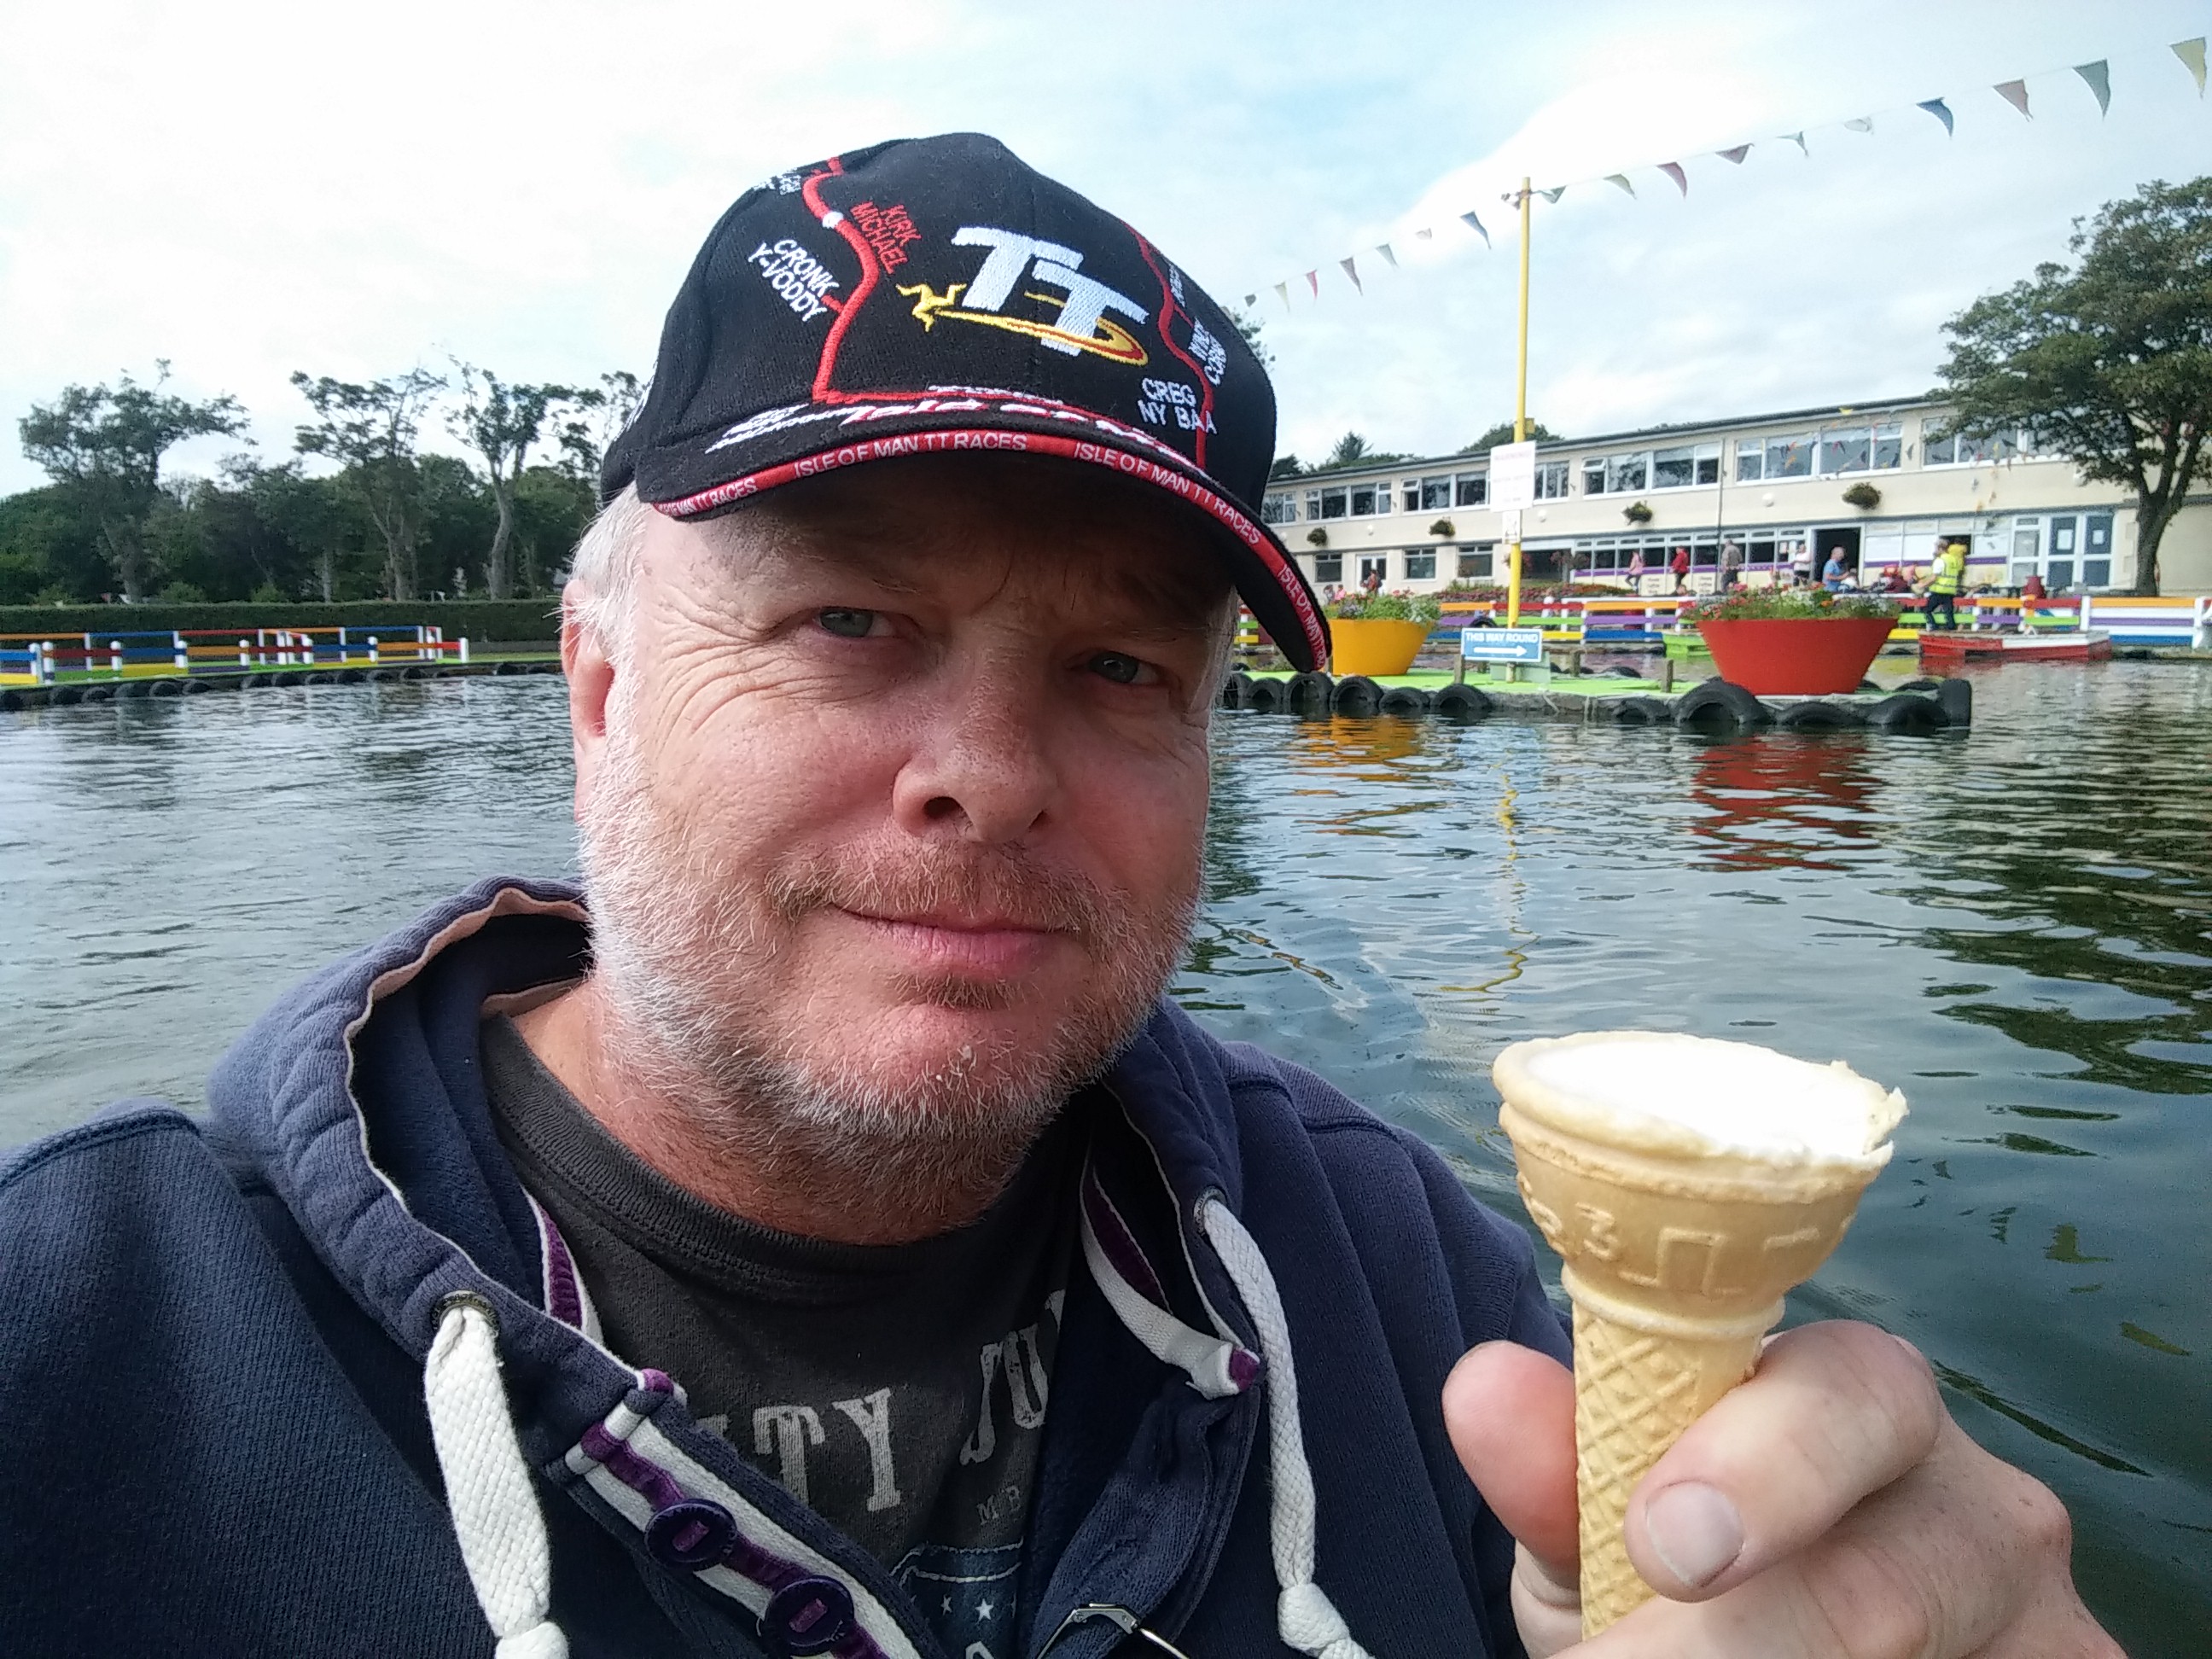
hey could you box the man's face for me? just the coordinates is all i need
[566,455,1228,1153]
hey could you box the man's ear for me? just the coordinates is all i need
[562,583,616,823]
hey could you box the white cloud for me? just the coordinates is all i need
[1,0,2206,494]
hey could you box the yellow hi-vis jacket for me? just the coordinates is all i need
[1930,544,1969,596]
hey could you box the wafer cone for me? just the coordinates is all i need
[1493,1033,1903,1637]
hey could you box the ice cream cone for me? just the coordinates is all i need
[1492,1032,1904,1637]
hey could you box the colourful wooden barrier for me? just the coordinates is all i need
[0,625,473,686]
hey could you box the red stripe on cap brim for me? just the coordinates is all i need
[655,428,1330,671]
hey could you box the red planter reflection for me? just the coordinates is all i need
[1693,617,1895,696]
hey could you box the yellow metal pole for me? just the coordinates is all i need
[1508,177,1531,628]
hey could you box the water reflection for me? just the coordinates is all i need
[4,666,2209,1650]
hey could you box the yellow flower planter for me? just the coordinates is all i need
[1327,618,1432,678]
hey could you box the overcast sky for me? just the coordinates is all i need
[3,1,2207,497]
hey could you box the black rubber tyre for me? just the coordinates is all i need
[52,686,83,706]
[0,690,20,712]
[402,666,428,681]
[1895,677,1941,693]
[119,679,153,700]
[1284,671,1336,713]
[1608,665,1642,678]
[1612,696,1672,725]
[1329,675,1382,715]
[83,684,114,702]
[1433,683,1493,719]
[1935,677,1972,725]
[1777,699,1862,731]
[531,661,562,676]
[1219,671,1254,709]
[183,678,212,694]
[1245,677,1285,712]
[338,668,367,685]
[1672,677,1772,731]
[370,668,400,682]
[1379,685,1432,715]
[1866,693,1950,733]
[496,661,527,676]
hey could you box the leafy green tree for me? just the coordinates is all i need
[512,465,597,593]
[1938,176,2212,595]
[291,368,445,598]
[1322,431,1412,470]
[17,364,247,601]
[1462,419,1559,452]
[447,362,590,599]
[556,370,645,491]
[0,486,106,603]
[1268,455,1307,480]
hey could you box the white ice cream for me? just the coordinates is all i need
[1513,1032,1902,1161]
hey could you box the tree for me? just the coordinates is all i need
[17,364,246,601]
[1938,176,2212,595]
[291,369,445,598]
[448,362,589,599]
[1462,419,1559,452]
[1269,455,1307,480]
[556,370,645,492]
[1229,305,1273,369]
[1322,432,1412,469]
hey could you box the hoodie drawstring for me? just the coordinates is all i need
[1196,1199,1376,1659]
[424,1295,570,1659]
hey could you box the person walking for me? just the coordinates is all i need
[1669,544,1691,593]
[1821,544,1848,591]
[1926,538,1970,631]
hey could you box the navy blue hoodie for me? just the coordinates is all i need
[0,878,1568,1658]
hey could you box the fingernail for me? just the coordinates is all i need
[1643,1481,1744,1588]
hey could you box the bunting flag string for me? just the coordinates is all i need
[1252,32,2210,309]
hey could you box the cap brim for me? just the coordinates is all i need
[631,402,1330,672]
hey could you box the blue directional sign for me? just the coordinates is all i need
[1460,626,1548,664]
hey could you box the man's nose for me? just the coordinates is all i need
[888,659,1058,844]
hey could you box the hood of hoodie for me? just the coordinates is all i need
[196,876,1342,1659]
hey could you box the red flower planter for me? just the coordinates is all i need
[1694,616,1895,696]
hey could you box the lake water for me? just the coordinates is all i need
[4,667,2208,1653]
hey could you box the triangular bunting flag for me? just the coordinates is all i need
[1459,210,1490,247]
[1273,282,1289,310]
[1716,144,1749,164]
[1375,243,1398,268]
[2075,60,2110,115]
[2175,37,2207,95]
[1786,131,1808,154]
[1415,226,1435,241]
[1540,186,1565,203]
[1994,79,2031,119]
[1339,256,1362,292]
[1843,116,1873,132]
[1305,270,1320,298]
[1658,161,1687,195]
[1605,173,1635,196]
[1917,98,1954,136]
[1243,293,1257,307]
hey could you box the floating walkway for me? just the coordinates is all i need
[0,656,562,712]
[1224,668,1974,733]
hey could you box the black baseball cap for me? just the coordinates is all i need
[603,131,1330,671]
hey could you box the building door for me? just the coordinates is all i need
[1357,556,1388,589]
[1811,525,1861,582]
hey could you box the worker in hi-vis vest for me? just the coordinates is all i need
[1925,538,1969,632]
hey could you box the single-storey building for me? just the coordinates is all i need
[1264,394,2212,597]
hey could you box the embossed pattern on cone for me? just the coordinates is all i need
[1571,1306,1763,1628]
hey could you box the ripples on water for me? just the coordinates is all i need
[3,667,2208,1651]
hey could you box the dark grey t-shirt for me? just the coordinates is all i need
[480,1017,1079,1652]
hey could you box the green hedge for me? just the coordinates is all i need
[0,599,562,643]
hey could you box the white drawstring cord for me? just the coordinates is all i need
[425,1296,571,1659]
[1196,1200,1375,1659]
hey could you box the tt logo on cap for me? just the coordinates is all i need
[897,226,1150,367]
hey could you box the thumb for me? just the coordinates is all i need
[1444,1341,1580,1580]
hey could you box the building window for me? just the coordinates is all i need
[1653,445,1697,489]
[1871,422,1902,470]
[1405,550,1436,580]
[1313,553,1342,585]
[1305,490,1322,519]
[1765,433,1815,478]
[1262,493,1296,525]
[1735,439,1764,482]
[1925,428,2021,467]
[1350,483,1385,515]
[1455,472,1487,506]
[1820,428,1871,475]
[1318,487,1348,519]
[1458,548,1494,579]
[1534,461,1569,498]
[2084,512,2113,588]
[1607,452,1648,493]
[1583,458,1607,495]
[1419,474,1453,511]
[1402,483,1420,513]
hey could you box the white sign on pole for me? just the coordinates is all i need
[1499,509,1523,543]
[1489,440,1538,511]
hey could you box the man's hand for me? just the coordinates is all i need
[1443,1322,2123,1656]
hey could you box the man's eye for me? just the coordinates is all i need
[1088,651,1154,685]
[817,608,881,638]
